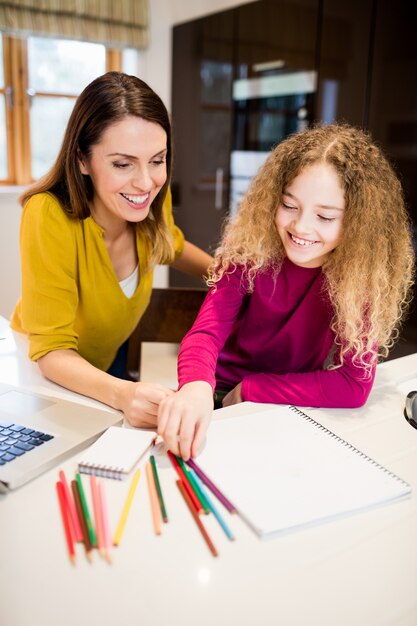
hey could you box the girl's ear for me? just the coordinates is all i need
[77,150,89,175]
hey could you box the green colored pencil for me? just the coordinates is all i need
[150,455,168,523]
[76,473,97,546]
[175,455,210,514]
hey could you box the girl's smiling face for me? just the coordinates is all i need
[79,115,167,231]
[275,163,345,268]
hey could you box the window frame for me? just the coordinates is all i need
[0,35,121,186]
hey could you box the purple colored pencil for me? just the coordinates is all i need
[186,458,236,514]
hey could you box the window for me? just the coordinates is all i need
[0,33,121,185]
[0,34,12,181]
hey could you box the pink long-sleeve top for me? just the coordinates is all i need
[178,259,375,408]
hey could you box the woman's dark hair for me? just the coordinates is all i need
[21,71,172,223]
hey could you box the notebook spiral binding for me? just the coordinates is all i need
[79,463,125,480]
[288,405,409,487]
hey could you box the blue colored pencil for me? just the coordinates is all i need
[188,468,235,541]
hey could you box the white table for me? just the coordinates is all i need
[1,317,416,626]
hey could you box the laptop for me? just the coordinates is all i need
[0,381,122,492]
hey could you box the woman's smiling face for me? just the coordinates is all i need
[275,163,345,268]
[79,115,167,229]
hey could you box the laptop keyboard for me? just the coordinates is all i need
[0,419,54,465]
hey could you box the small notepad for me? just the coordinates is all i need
[78,426,157,480]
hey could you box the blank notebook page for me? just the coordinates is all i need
[196,405,411,538]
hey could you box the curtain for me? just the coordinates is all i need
[0,0,149,49]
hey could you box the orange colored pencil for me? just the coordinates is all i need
[145,462,162,535]
[176,480,218,557]
[167,450,202,513]
[56,481,76,564]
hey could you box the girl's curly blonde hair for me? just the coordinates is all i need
[209,123,415,373]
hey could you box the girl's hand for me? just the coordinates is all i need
[120,381,175,428]
[157,381,214,460]
[222,382,243,407]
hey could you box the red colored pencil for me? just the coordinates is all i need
[176,480,218,557]
[59,470,83,542]
[56,481,76,564]
[167,450,202,513]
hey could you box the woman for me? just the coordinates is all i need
[11,71,212,428]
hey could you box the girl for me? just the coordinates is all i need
[11,72,211,428]
[158,123,415,459]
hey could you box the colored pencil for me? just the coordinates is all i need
[176,480,218,557]
[56,481,76,564]
[145,462,162,535]
[177,456,210,514]
[71,479,93,561]
[98,479,112,563]
[113,469,141,546]
[186,458,236,513]
[58,470,83,542]
[189,468,235,541]
[75,473,97,546]
[150,455,168,523]
[167,450,202,513]
[90,475,105,558]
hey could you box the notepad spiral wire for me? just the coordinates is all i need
[288,405,409,487]
[78,463,127,480]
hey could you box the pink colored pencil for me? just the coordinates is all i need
[90,475,105,558]
[97,480,112,563]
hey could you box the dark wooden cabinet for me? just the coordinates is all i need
[316,0,374,126]
[169,10,235,288]
[235,0,318,77]
[170,0,417,327]
[170,0,320,287]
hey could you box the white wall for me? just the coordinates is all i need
[0,192,22,319]
[0,0,257,318]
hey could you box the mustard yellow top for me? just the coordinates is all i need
[10,190,184,371]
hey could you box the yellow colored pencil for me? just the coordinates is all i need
[113,469,141,546]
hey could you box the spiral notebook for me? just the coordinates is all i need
[78,426,157,480]
[197,405,411,538]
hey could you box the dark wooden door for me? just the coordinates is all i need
[368,0,417,346]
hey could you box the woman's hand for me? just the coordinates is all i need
[222,382,243,407]
[157,381,213,460]
[37,350,174,427]
[120,381,175,428]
